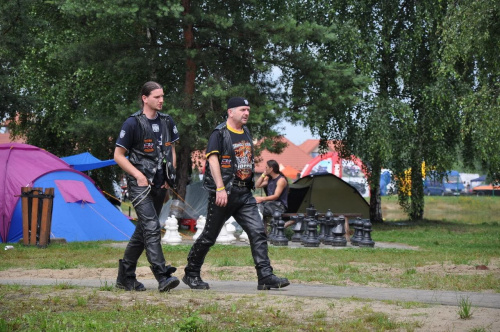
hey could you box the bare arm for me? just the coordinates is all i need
[255,177,287,203]
[114,146,149,187]
[255,173,269,188]
[172,143,177,169]
[207,154,228,207]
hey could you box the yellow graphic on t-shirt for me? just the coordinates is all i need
[233,140,252,180]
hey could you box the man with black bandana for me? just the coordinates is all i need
[114,81,180,292]
[182,97,290,291]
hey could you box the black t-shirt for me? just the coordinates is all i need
[206,125,253,182]
[116,113,179,186]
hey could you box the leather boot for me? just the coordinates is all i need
[116,259,146,291]
[150,265,180,292]
[182,271,210,290]
[257,274,290,290]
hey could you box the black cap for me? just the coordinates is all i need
[227,97,249,109]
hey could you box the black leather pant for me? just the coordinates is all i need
[186,186,273,279]
[122,183,168,276]
[259,201,286,234]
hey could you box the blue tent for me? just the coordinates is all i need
[61,152,117,172]
[380,170,392,196]
[7,169,135,243]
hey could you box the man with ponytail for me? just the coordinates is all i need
[114,81,180,292]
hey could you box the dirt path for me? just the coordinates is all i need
[1,267,499,332]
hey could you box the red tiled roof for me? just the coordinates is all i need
[255,137,312,174]
[0,126,25,145]
[0,136,24,144]
[298,139,320,155]
[298,139,337,155]
[191,150,206,170]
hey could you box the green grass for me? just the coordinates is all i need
[382,195,500,223]
[0,285,426,331]
[0,196,499,331]
[1,220,499,292]
[457,296,474,319]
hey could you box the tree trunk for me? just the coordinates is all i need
[176,144,191,201]
[146,27,157,81]
[182,0,195,100]
[174,0,196,201]
[368,163,383,223]
[410,159,424,221]
[369,186,383,223]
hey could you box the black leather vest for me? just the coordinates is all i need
[203,123,255,193]
[128,110,174,185]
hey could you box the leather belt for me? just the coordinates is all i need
[233,180,249,187]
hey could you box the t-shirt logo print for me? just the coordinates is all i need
[233,140,252,181]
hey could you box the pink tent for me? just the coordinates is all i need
[0,143,71,242]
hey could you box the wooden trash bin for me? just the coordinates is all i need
[21,187,55,248]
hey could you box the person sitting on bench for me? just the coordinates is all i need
[255,160,289,233]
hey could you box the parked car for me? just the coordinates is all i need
[424,170,465,196]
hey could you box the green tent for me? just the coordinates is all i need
[287,173,370,218]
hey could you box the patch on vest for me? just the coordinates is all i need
[221,155,231,168]
[143,139,154,153]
